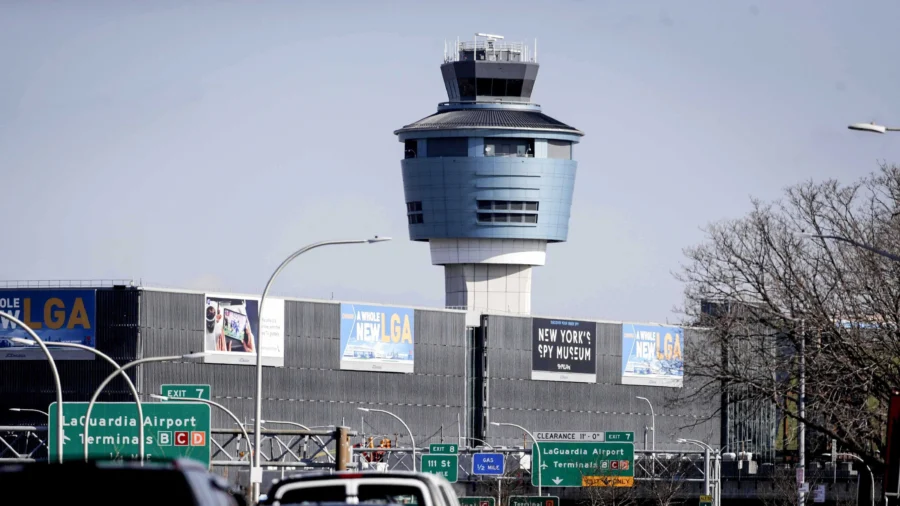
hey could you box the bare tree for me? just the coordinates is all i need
[677,164,900,469]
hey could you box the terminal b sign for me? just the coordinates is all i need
[48,402,211,468]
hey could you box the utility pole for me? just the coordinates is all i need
[798,320,807,505]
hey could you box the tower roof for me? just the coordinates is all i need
[394,108,582,136]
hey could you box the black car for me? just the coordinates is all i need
[0,458,246,505]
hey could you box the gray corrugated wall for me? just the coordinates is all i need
[483,315,719,451]
[0,288,140,425]
[138,290,467,445]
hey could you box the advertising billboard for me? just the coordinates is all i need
[621,323,684,387]
[339,303,414,373]
[531,318,596,383]
[203,293,284,367]
[0,289,97,360]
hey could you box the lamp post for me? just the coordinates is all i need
[491,421,541,497]
[800,233,900,263]
[678,438,718,504]
[0,311,64,464]
[152,395,251,460]
[824,453,875,506]
[9,408,48,417]
[467,437,501,506]
[358,407,415,471]
[848,122,900,134]
[636,396,655,474]
[253,419,335,462]
[83,352,206,462]
[12,338,147,463]
[251,236,390,503]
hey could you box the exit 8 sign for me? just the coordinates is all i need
[161,384,211,401]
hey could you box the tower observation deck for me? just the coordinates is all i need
[395,34,583,315]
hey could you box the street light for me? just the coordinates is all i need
[848,122,900,134]
[251,236,390,503]
[253,419,335,462]
[9,408,48,417]
[636,396,656,475]
[151,394,251,461]
[491,421,541,497]
[0,311,63,464]
[83,352,207,462]
[678,438,717,503]
[358,407,416,471]
[800,233,900,263]
[12,338,148,463]
[823,452,874,506]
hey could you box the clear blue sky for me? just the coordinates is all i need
[3,0,900,324]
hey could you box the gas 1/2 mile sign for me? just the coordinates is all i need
[533,441,634,487]
[48,402,211,467]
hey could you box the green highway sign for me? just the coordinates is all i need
[460,498,495,506]
[421,454,458,482]
[604,432,634,442]
[429,443,458,455]
[509,496,559,506]
[533,441,634,487]
[161,384,211,401]
[48,402,211,468]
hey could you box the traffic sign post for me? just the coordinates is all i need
[509,496,558,506]
[532,441,634,487]
[429,443,458,455]
[421,454,458,482]
[604,432,634,443]
[48,402,211,468]
[160,384,211,401]
[472,453,505,476]
[460,498,495,506]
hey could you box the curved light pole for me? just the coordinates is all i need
[636,396,656,474]
[9,408,48,416]
[848,122,900,134]
[800,233,900,263]
[12,338,147,463]
[83,352,206,462]
[824,452,874,506]
[254,419,335,462]
[491,421,541,497]
[678,438,718,504]
[0,311,64,463]
[152,395,251,461]
[358,407,416,471]
[466,436,495,450]
[251,236,390,503]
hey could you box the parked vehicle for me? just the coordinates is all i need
[261,471,460,506]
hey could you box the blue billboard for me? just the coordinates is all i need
[339,303,414,373]
[0,289,97,361]
[621,323,683,387]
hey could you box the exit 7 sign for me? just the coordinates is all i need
[161,384,211,401]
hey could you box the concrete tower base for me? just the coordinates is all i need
[444,264,533,314]
[430,238,545,315]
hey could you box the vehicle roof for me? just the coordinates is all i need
[269,470,447,488]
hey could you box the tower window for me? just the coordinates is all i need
[408,214,424,224]
[476,200,539,211]
[547,140,572,160]
[407,201,424,224]
[426,137,468,157]
[458,78,476,98]
[406,201,422,212]
[477,212,538,224]
[404,140,417,159]
[484,138,534,158]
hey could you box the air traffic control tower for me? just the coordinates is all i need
[395,33,583,315]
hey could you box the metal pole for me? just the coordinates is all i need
[637,397,655,474]
[84,354,197,462]
[1,311,64,464]
[491,422,541,496]
[826,453,874,506]
[152,395,250,459]
[44,341,145,463]
[799,324,806,506]
[359,408,416,471]
[253,419,335,462]
[704,446,711,495]
[252,237,388,503]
